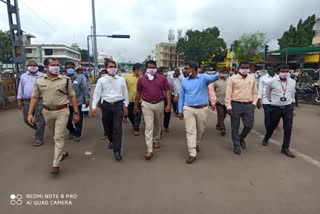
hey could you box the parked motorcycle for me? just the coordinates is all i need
[295,83,320,105]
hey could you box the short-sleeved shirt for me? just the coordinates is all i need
[137,73,170,102]
[125,73,140,103]
[32,74,76,107]
[213,79,228,105]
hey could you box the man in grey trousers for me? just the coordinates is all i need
[17,60,45,146]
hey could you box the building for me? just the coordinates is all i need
[312,17,320,46]
[155,42,184,68]
[24,34,81,66]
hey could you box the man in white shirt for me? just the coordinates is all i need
[257,65,277,132]
[262,64,296,158]
[91,60,129,161]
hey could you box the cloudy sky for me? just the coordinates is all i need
[0,0,319,62]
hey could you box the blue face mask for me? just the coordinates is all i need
[224,73,229,77]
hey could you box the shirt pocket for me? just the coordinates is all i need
[55,82,68,95]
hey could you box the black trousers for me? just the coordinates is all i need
[67,105,84,137]
[215,102,227,130]
[163,98,171,129]
[101,101,124,152]
[128,102,142,130]
[265,105,294,149]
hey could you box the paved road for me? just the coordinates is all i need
[0,103,319,214]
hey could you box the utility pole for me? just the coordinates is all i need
[91,0,98,81]
[2,0,25,86]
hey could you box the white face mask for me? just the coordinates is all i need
[28,66,39,73]
[48,66,60,75]
[279,72,288,79]
[239,69,250,76]
[146,68,157,76]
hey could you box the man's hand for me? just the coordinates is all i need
[227,109,233,117]
[291,103,295,111]
[174,96,179,104]
[27,114,35,125]
[177,113,184,120]
[134,105,140,115]
[73,114,80,124]
[210,104,216,111]
[91,109,97,117]
[165,105,171,113]
[85,101,90,108]
[123,107,128,117]
[123,116,128,123]
[256,99,262,109]
[17,100,23,110]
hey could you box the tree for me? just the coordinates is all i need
[176,27,226,65]
[80,49,90,62]
[278,15,316,49]
[0,30,13,63]
[235,32,268,62]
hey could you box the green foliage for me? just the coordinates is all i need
[80,49,89,62]
[176,27,226,65]
[278,15,316,48]
[235,32,267,62]
[0,30,13,63]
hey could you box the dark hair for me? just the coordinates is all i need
[65,61,75,67]
[145,60,157,68]
[75,68,83,73]
[279,64,290,70]
[158,66,168,73]
[133,63,143,71]
[239,61,250,67]
[105,60,117,67]
[184,61,198,71]
[44,57,58,66]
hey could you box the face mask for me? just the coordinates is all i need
[48,66,60,75]
[147,74,155,81]
[146,68,157,76]
[66,68,75,76]
[267,69,275,76]
[107,68,117,75]
[239,69,250,76]
[279,72,288,79]
[28,66,38,73]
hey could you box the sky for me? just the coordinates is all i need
[0,0,319,63]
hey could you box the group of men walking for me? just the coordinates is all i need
[18,57,297,175]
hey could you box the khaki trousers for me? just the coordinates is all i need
[183,106,208,157]
[141,100,164,152]
[43,108,69,167]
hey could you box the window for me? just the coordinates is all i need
[44,49,53,55]
[25,48,32,53]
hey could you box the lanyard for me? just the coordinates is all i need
[280,81,287,96]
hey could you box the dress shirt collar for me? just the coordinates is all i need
[187,74,200,80]
[106,74,119,79]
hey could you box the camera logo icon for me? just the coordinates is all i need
[10,194,23,205]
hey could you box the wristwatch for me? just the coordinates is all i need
[74,112,79,115]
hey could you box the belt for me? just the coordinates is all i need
[143,100,163,104]
[103,100,124,105]
[271,104,292,109]
[188,104,208,109]
[232,101,253,104]
[22,98,31,101]
[43,104,68,111]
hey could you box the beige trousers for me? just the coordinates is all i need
[141,100,164,152]
[183,106,208,157]
[43,108,69,167]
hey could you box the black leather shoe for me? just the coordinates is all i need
[196,145,200,153]
[240,139,247,149]
[220,129,226,136]
[50,167,60,175]
[107,142,113,150]
[233,146,241,155]
[186,156,196,164]
[262,137,269,146]
[281,148,296,158]
[114,152,122,161]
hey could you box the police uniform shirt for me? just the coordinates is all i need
[32,75,76,107]
[266,76,296,106]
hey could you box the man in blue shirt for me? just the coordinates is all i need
[177,61,218,164]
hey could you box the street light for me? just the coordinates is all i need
[86,34,130,81]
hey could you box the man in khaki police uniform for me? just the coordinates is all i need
[27,57,80,175]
